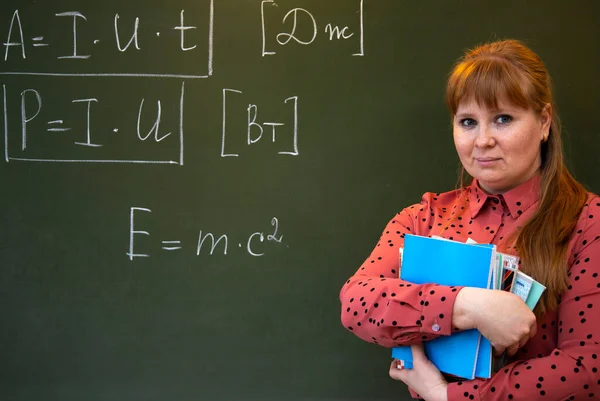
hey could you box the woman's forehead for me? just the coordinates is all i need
[456,96,526,114]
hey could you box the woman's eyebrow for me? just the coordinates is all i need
[455,112,475,119]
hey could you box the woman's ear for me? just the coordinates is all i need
[540,103,552,142]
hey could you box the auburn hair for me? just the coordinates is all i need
[445,40,588,318]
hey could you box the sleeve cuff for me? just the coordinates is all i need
[420,285,463,336]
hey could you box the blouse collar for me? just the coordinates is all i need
[468,173,541,220]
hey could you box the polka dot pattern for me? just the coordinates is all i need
[339,175,600,400]
[339,201,462,347]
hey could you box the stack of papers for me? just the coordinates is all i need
[391,234,545,379]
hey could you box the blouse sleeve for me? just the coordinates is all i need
[446,197,600,400]
[339,196,464,348]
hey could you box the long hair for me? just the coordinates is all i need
[445,40,587,318]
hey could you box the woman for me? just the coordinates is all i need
[339,39,600,400]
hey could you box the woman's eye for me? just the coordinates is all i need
[459,118,476,127]
[496,115,512,124]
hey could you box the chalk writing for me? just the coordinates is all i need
[0,1,362,265]
[0,3,214,78]
[3,9,25,61]
[127,207,287,260]
[261,0,364,56]
[114,14,140,52]
[55,12,90,60]
[2,82,185,164]
[221,89,299,157]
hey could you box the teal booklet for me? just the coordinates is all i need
[391,234,495,380]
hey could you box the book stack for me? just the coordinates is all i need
[391,234,545,379]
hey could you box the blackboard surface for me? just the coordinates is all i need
[1,1,599,400]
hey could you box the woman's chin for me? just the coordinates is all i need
[474,176,508,194]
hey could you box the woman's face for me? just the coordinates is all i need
[453,98,551,194]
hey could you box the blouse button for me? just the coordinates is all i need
[432,323,441,332]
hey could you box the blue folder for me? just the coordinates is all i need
[391,234,495,380]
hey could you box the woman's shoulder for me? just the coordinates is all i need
[586,191,600,204]
[567,192,600,274]
[569,192,600,252]
[398,188,466,218]
[576,192,600,226]
[417,188,467,209]
[586,192,600,204]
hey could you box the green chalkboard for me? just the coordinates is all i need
[1,1,599,400]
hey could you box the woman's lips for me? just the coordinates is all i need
[475,157,501,166]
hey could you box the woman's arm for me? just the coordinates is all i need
[452,287,537,356]
[340,197,464,348]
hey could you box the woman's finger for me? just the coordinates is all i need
[411,344,426,362]
[493,345,505,357]
[518,335,529,349]
[529,323,537,338]
[506,343,519,357]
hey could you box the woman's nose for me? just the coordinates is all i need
[475,125,495,147]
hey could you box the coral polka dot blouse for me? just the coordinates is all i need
[339,174,600,400]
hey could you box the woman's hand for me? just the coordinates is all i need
[389,345,448,401]
[453,287,537,356]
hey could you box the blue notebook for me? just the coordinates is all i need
[391,234,495,380]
